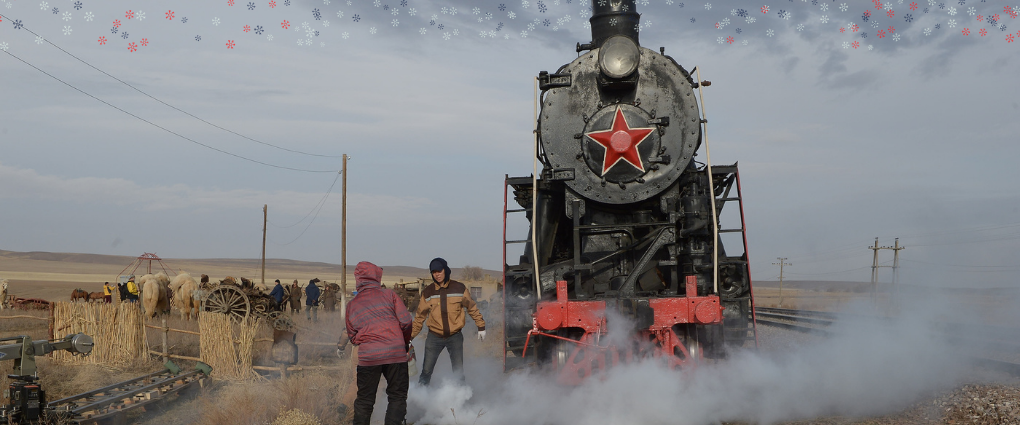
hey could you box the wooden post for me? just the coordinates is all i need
[161,315,168,364]
[341,155,348,321]
[262,204,267,288]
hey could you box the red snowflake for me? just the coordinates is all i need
[761,5,769,14]
[877,29,886,38]
[1008,34,1015,43]
[726,36,734,44]
[888,26,895,33]
[226,40,236,49]
[126,10,134,19]
[839,27,845,33]
[1010,11,1018,19]
[715,22,721,29]
[281,20,290,29]
[875,3,881,10]
[98,36,107,45]
[270,0,277,7]
[228,0,235,5]
[909,2,918,11]
[886,9,894,18]
[1007,6,1013,13]
[993,14,1000,21]
[852,40,860,49]
[976,15,983,22]
[243,25,251,32]
[962,28,971,35]
[166,10,174,20]
[141,38,149,46]
[979,28,987,36]
[113,19,121,28]
[864,10,871,18]
[851,23,859,32]
[127,42,138,52]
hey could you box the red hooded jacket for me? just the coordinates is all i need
[345,262,413,367]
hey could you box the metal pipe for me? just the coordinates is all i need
[533,77,542,299]
[695,67,720,295]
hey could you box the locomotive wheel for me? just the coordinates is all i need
[203,285,251,322]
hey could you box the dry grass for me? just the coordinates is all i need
[199,313,262,380]
[195,371,347,425]
[0,309,51,336]
[51,302,147,367]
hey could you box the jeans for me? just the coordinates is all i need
[418,332,464,386]
[305,305,318,321]
[353,362,408,425]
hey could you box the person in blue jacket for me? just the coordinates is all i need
[269,279,286,311]
[305,278,321,322]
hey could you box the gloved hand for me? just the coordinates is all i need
[336,347,346,359]
[477,330,486,341]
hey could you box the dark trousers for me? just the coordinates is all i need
[418,332,464,386]
[354,362,408,425]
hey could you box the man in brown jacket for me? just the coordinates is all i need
[288,280,302,314]
[411,257,485,386]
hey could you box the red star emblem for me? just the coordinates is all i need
[585,107,654,175]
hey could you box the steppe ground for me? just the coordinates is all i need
[1,250,1018,424]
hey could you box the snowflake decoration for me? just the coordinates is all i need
[85,12,94,21]
[122,31,131,39]
[370,26,377,34]
[780,10,790,19]
[353,14,360,22]
[852,40,859,48]
[893,32,901,40]
[705,3,712,11]
[523,0,530,8]
[409,8,416,16]
[948,18,956,26]
[282,20,290,28]
[248,2,256,10]
[967,6,975,15]
[962,27,969,34]
[255,25,264,34]
[544,18,551,26]
[691,17,696,22]
[839,3,848,12]
[182,17,188,23]
[35,35,44,44]
[270,0,277,7]
[128,42,138,52]
[948,6,956,15]
[878,29,887,37]
[40,1,48,11]
[796,23,805,31]
[392,19,399,26]
[296,39,304,46]
[885,2,893,10]
[166,10,174,20]
[821,15,829,23]
[473,7,480,14]
[762,5,769,13]
[342,31,349,39]
[842,40,849,48]
[766,28,774,36]
[0,42,7,52]
[717,36,724,44]
[821,3,828,11]
[323,19,331,27]
[114,19,122,28]
[244,25,251,32]
[979,27,986,36]
[1008,33,1015,42]
[97,35,106,44]
[374,0,380,6]
[267,34,273,40]
[510,11,517,18]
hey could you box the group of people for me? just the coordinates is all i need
[269,278,339,322]
[341,257,486,425]
[106,276,140,303]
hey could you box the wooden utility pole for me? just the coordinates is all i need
[772,257,791,307]
[340,155,348,319]
[870,238,905,301]
[261,204,267,288]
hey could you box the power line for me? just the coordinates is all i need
[1,49,337,173]
[0,14,342,159]
[268,171,342,246]
[268,170,342,229]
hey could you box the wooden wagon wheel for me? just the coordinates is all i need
[203,286,251,322]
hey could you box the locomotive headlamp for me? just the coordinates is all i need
[598,35,640,79]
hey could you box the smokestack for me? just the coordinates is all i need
[589,0,640,48]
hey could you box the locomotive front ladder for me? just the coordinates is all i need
[503,175,538,369]
[711,163,759,349]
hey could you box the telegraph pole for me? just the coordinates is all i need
[772,257,791,307]
[340,155,348,318]
[870,237,905,301]
[261,204,267,288]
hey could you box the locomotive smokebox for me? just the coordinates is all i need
[589,0,641,48]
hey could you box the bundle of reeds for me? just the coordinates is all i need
[51,302,145,366]
[199,313,261,380]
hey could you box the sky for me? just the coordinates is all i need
[1,0,1018,288]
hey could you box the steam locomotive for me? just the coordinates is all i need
[502,0,755,384]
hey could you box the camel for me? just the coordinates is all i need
[169,272,201,321]
[70,288,89,303]
[140,273,171,319]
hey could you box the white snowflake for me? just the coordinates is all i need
[892,32,901,41]
[527,22,535,30]
[583,21,591,29]
[704,3,711,11]
[473,7,480,14]
[392,19,399,26]
[868,44,874,50]
[966,7,975,16]
[820,3,828,11]
[839,3,848,12]
[337,10,344,18]
[731,8,737,16]
[716,36,724,43]
[521,30,528,37]
[842,41,849,48]
[321,42,325,47]
[510,11,516,19]
[62,25,71,35]
[580,0,588,6]
[927,0,935,5]
[39,1,48,11]
[722,18,730,26]
[347,0,352,5]
[324,0,330,4]
[444,32,451,40]
[666,0,673,4]
[522,0,530,8]
[766,28,774,36]
[947,6,956,16]
[453,29,459,35]
[1014,6,1020,15]
[420,27,426,34]
[486,12,493,20]
[0,42,7,52]
[268,34,274,40]
[369,26,377,34]
[451,7,458,15]
[84,12,94,21]
[136,10,146,21]
[883,2,892,11]
[820,15,829,23]
[342,31,349,39]
[489,30,496,37]
[373,0,380,6]
[742,39,748,45]
[796,23,804,31]
[35,36,44,44]
[431,14,438,20]
[948,19,956,27]
[745,16,756,24]
[783,11,791,20]
[923,27,931,35]
[391,8,398,15]
[441,7,449,14]
[408,8,416,16]
[505,33,510,39]
[213,17,221,26]
[62,11,71,21]
[297,39,304,45]
[302,22,310,29]
[872,20,880,28]
[479,30,487,37]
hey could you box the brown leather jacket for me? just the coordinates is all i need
[411,279,485,338]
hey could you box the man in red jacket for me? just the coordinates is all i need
[344,261,413,425]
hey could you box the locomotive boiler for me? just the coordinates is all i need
[502,0,756,384]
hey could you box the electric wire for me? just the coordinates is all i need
[268,170,342,246]
[267,170,343,229]
[0,14,342,159]
[1,48,336,173]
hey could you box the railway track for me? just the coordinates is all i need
[46,362,212,424]
[754,307,1020,377]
